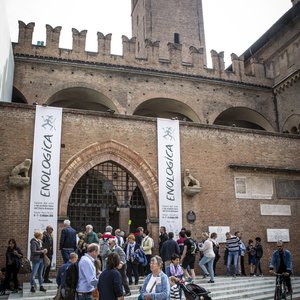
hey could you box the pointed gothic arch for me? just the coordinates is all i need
[59,140,158,222]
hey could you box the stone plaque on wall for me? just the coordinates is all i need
[276,179,300,199]
[234,175,273,199]
[208,226,230,243]
[260,204,291,216]
[267,229,290,242]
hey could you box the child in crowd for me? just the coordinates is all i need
[246,239,256,276]
[169,276,181,300]
[169,254,184,299]
[169,254,184,282]
[93,259,101,300]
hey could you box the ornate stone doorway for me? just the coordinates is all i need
[67,160,147,233]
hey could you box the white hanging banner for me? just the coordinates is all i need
[28,105,62,269]
[157,118,182,237]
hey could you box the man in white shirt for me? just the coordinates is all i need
[76,243,99,300]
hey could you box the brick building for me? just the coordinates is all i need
[1,0,300,274]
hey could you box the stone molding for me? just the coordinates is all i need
[59,140,158,219]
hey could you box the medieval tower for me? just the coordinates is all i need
[131,0,207,63]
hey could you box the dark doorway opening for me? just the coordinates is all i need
[67,161,147,233]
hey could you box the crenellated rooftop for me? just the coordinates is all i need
[13,21,273,86]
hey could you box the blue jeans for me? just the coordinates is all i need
[61,249,73,263]
[199,256,215,281]
[226,251,239,275]
[30,258,44,287]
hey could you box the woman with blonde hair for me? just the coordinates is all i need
[198,232,215,283]
[30,231,48,293]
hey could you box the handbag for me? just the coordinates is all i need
[134,249,148,266]
[19,257,32,274]
[53,286,63,300]
[44,254,51,268]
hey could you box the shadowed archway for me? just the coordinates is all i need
[59,140,158,227]
[214,107,274,131]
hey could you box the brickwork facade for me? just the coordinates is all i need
[0,104,299,274]
[1,0,300,276]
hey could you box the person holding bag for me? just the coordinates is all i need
[139,255,170,300]
[124,234,141,285]
[29,231,47,293]
[42,225,54,283]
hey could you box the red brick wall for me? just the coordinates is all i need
[0,103,299,275]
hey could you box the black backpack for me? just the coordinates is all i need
[188,238,199,255]
[65,262,79,290]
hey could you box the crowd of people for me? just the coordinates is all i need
[0,222,293,299]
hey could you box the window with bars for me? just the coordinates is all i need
[67,161,146,233]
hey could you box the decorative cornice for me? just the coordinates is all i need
[229,163,300,174]
[273,68,300,94]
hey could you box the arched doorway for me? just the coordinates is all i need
[67,161,147,233]
[59,140,158,240]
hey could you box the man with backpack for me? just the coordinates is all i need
[180,230,197,283]
[56,252,78,300]
[77,243,99,300]
[100,225,116,271]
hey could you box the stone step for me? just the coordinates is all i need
[6,276,300,300]
[210,287,300,300]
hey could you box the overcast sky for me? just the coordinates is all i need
[5,0,292,67]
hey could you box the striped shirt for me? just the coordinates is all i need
[170,285,180,300]
[226,235,240,252]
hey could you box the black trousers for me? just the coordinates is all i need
[145,254,152,275]
[240,255,246,275]
[4,265,19,290]
[213,254,220,275]
[126,260,139,285]
[284,274,292,292]
[118,263,130,294]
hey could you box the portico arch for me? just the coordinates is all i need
[59,140,158,227]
